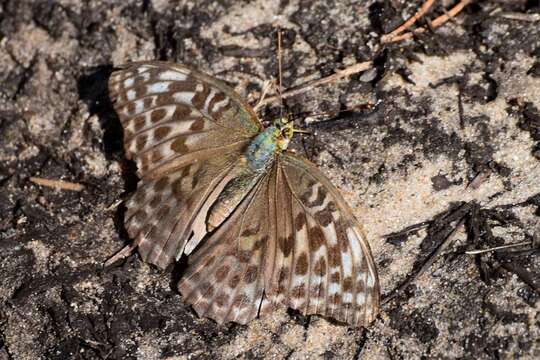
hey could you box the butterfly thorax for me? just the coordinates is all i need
[245,125,291,172]
[207,124,292,231]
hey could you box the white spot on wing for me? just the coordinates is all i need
[341,252,352,277]
[173,92,195,104]
[308,183,321,203]
[126,89,136,101]
[159,70,188,81]
[147,82,171,94]
[322,223,338,246]
[328,282,340,295]
[134,99,145,114]
[347,228,364,268]
[124,78,134,88]
[203,88,216,112]
[211,97,229,113]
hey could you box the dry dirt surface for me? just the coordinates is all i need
[1,0,539,359]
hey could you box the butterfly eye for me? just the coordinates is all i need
[281,126,293,139]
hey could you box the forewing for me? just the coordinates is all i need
[108,61,263,268]
[178,172,275,324]
[108,61,261,179]
[267,153,380,327]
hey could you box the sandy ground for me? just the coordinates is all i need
[0,0,539,359]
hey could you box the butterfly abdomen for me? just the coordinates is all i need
[207,168,261,231]
[245,126,281,172]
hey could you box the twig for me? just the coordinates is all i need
[106,199,123,211]
[29,177,85,192]
[383,220,431,239]
[381,0,435,43]
[259,61,373,106]
[383,0,472,44]
[467,169,491,190]
[253,80,273,112]
[382,217,466,305]
[465,241,533,255]
[104,243,137,267]
[495,11,540,23]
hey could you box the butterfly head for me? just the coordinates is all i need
[273,117,294,151]
[273,116,309,151]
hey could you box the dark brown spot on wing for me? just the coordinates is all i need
[314,258,327,276]
[156,205,170,218]
[328,246,341,267]
[278,268,289,284]
[156,94,172,107]
[172,104,192,119]
[154,177,169,192]
[189,118,205,131]
[133,116,146,131]
[295,212,306,229]
[204,256,215,267]
[151,108,167,123]
[291,285,306,298]
[136,134,148,151]
[229,274,241,289]
[169,81,196,93]
[192,83,211,110]
[233,294,250,307]
[126,102,135,116]
[215,265,230,282]
[241,223,260,237]
[295,253,308,275]
[154,126,171,141]
[343,277,353,292]
[149,195,162,209]
[237,250,251,263]
[215,293,229,307]
[308,225,325,251]
[244,265,258,283]
[171,136,188,153]
[279,234,294,258]
[315,209,333,227]
[310,187,327,207]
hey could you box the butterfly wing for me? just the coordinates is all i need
[177,153,379,327]
[178,172,274,324]
[108,61,261,178]
[108,61,262,268]
[266,153,380,326]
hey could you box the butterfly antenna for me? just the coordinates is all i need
[277,28,285,121]
[298,101,378,119]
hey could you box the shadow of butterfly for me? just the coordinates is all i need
[107,61,380,327]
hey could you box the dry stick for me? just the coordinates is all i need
[381,0,435,43]
[253,80,273,112]
[465,241,533,255]
[104,243,137,267]
[383,0,472,44]
[277,28,284,110]
[259,60,373,106]
[29,177,85,192]
[382,217,466,305]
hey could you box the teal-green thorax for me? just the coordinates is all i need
[245,125,291,172]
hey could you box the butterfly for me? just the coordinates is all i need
[107,61,380,327]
